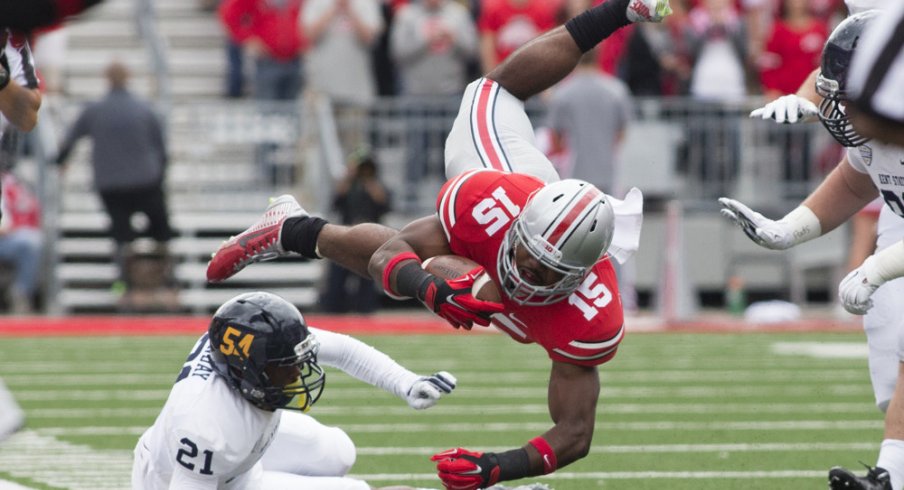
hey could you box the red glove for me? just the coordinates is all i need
[431,448,501,490]
[419,267,505,330]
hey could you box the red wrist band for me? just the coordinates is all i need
[382,252,420,298]
[529,436,557,474]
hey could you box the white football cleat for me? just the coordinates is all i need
[626,0,672,23]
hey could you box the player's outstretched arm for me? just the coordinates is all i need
[718,198,821,250]
[431,361,599,489]
[369,217,504,329]
[720,157,877,249]
[313,327,456,410]
[750,69,820,123]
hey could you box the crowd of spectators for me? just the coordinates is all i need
[213,0,847,103]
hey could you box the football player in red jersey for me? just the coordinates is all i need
[207,0,668,487]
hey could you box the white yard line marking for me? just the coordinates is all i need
[0,480,35,490]
[0,430,132,490]
[356,442,876,455]
[336,420,884,432]
[354,470,829,481]
[26,429,878,453]
[25,419,884,434]
[19,402,876,419]
[772,342,868,359]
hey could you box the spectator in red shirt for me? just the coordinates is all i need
[0,172,42,314]
[219,0,306,101]
[758,0,828,98]
[478,0,563,73]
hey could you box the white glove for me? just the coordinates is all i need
[405,371,456,410]
[749,94,819,124]
[838,256,882,315]
[718,198,819,250]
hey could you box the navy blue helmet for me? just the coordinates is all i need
[208,292,325,412]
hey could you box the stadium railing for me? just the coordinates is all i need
[34,95,843,315]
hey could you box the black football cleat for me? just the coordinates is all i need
[829,465,891,490]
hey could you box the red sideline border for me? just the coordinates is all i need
[0,313,862,337]
[0,314,461,337]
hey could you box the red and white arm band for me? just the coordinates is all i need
[381,252,420,299]
[529,436,558,474]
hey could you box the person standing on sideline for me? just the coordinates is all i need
[320,151,391,314]
[545,48,635,309]
[55,61,175,308]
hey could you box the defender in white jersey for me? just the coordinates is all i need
[722,12,904,490]
[132,291,456,490]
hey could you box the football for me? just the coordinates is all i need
[422,255,503,303]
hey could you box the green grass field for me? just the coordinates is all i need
[0,329,883,490]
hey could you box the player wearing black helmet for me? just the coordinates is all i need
[815,10,880,148]
[132,292,456,489]
[723,10,904,490]
[207,291,326,413]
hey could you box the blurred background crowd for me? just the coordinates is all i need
[0,0,858,317]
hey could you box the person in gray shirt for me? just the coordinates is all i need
[546,49,632,195]
[545,49,635,310]
[391,0,478,209]
[55,61,174,300]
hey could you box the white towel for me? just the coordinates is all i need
[607,187,644,264]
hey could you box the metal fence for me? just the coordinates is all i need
[325,95,836,216]
[30,94,842,314]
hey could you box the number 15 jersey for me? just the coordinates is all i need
[436,169,625,367]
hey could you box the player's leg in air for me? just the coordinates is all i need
[206,0,670,284]
[444,0,670,182]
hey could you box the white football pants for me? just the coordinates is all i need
[445,78,560,184]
